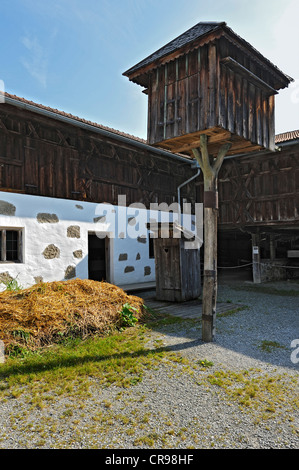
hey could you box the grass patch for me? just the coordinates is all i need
[205,368,298,419]
[0,326,158,400]
[231,284,299,297]
[258,340,287,353]
[217,306,247,317]
[0,313,185,405]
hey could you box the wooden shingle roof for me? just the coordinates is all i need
[124,22,224,77]
[123,21,292,90]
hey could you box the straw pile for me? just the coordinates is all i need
[0,279,147,353]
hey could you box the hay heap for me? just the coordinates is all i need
[0,279,146,352]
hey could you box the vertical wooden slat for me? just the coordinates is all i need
[18,229,23,263]
[185,55,189,134]
[219,64,227,130]
[242,78,248,140]
[177,77,186,136]
[227,69,235,133]
[256,88,262,146]
[235,73,242,136]
[262,94,269,149]
[248,83,256,143]
[1,230,6,262]
[174,59,179,137]
[268,94,275,151]
[208,43,217,128]
[199,45,208,130]
[188,74,199,133]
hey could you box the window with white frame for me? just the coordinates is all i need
[0,229,23,263]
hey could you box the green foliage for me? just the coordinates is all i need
[198,359,214,368]
[119,303,139,328]
[1,277,23,292]
[258,340,286,353]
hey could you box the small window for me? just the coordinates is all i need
[0,229,23,263]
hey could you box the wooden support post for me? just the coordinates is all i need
[270,234,276,261]
[252,233,261,284]
[192,135,231,342]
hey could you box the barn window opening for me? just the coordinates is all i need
[0,229,23,263]
[148,233,155,259]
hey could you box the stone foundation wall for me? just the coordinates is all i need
[260,259,288,282]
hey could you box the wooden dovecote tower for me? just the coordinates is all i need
[124,21,292,342]
[123,22,291,155]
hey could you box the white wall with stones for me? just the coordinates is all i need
[0,192,195,291]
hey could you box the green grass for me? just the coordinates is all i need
[231,284,299,297]
[258,340,286,353]
[205,368,299,420]
[217,306,247,317]
[0,317,181,404]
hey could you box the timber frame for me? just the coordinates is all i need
[0,94,197,208]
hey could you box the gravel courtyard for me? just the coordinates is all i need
[0,277,298,449]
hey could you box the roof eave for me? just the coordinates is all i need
[123,23,293,90]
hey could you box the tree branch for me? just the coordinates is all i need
[213,142,232,175]
[192,147,203,167]
[199,134,211,171]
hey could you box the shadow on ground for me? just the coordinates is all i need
[135,275,299,372]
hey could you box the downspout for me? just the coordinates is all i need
[177,160,201,224]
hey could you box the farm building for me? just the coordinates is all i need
[0,93,199,291]
[0,20,297,292]
[215,129,299,282]
[123,20,298,288]
[0,92,297,291]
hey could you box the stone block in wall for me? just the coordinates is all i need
[73,250,83,259]
[93,216,106,223]
[65,265,76,279]
[67,225,80,238]
[144,266,151,276]
[37,213,59,223]
[0,201,16,216]
[43,244,60,259]
[124,266,135,273]
[137,236,147,244]
[128,217,136,226]
[0,272,13,284]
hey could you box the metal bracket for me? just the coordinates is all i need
[204,191,218,209]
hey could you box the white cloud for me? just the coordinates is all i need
[21,35,48,88]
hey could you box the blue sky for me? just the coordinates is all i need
[1,0,298,139]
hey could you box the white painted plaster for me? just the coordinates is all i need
[0,192,196,291]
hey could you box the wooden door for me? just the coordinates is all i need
[154,238,181,301]
[88,234,109,282]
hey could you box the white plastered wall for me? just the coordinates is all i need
[0,192,195,291]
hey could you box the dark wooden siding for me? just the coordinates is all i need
[0,103,196,207]
[196,142,299,227]
[148,37,276,155]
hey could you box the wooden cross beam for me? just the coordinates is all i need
[192,134,231,342]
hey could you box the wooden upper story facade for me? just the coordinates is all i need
[0,94,196,208]
[196,131,299,229]
[0,94,297,232]
[124,22,292,158]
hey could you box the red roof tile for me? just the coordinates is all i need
[275,130,299,143]
[4,92,298,148]
[4,92,147,144]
